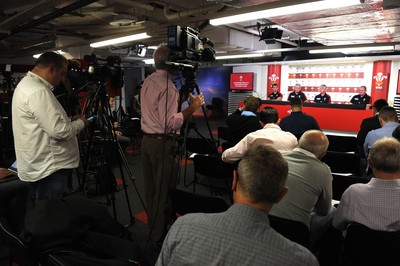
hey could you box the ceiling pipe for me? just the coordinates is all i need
[1,0,99,39]
[163,3,222,21]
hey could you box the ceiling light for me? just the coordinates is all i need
[210,0,361,26]
[90,33,150,48]
[143,58,154,64]
[216,54,264,60]
[309,46,395,54]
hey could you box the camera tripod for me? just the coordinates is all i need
[175,68,218,186]
[79,80,146,226]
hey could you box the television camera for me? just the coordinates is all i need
[83,54,124,88]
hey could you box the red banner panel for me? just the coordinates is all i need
[371,60,391,100]
[230,72,254,91]
[267,65,282,95]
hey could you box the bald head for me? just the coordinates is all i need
[299,130,329,159]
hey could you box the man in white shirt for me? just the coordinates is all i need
[333,137,400,233]
[222,106,297,163]
[12,52,90,201]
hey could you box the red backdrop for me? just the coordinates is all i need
[267,65,282,95]
[370,60,391,101]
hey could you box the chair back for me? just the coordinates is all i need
[0,177,37,266]
[341,223,400,266]
[217,126,230,143]
[186,137,217,155]
[327,135,358,153]
[268,215,310,248]
[332,174,369,201]
[170,188,229,218]
[322,151,361,176]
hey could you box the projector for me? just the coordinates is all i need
[259,28,283,44]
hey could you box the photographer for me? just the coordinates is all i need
[140,43,204,248]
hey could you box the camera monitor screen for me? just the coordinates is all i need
[230,73,254,91]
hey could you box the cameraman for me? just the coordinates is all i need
[141,43,204,248]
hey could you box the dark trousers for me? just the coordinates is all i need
[29,169,70,202]
[141,135,178,245]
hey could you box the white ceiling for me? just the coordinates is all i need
[0,0,399,62]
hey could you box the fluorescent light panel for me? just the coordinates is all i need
[210,0,360,26]
[309,46,395,54]
[90,33,150,48]
[143,58,154,64]
[216,54,264,60]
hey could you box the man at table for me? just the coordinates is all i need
[314,84,331,104]
[268,83,283,101]
[287,83,307,102]
[349,85,371,107]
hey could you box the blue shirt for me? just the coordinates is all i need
[241,110,256,117]
[364,122,400,155]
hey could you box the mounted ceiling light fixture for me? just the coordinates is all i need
[210,0,362,26]
[90,32,150,48]
[216,54,264,60]
[309,45,395,54]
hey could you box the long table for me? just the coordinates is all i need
[259,101,374,133]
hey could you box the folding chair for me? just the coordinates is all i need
[268,215,310,249]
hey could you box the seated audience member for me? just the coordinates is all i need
[349,85,371,107]
[313,84,331,103]
[363,106,399,157]
[392,125,400,141]
[268,83,283,101]
[333,137,400,233]
[269,130,335,246]
[287,83,307,102]
[357,99,388,157]
[156,144,318,266]
[279,98,320,139]
[226,96,262,145]
[222,106,297,163]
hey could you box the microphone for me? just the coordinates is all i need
[201,38,215,47]
[163,61,195,69]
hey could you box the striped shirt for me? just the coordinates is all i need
[333,178,400,232]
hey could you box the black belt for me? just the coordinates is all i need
[143,133,177,140]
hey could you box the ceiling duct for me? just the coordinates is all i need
[382,0,400,9]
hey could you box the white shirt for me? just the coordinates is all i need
[12,71,84,182]
[222,123,298,163]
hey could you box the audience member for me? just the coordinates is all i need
[269,130,335,247]
[222,106,297,163]
[226,96,262,145]
[357,99,388,157]
[349,85,371,107]
[12,52,90,201]
[140,44,204,247]
[268,83,283,101]
[333,137,400,233]
[157,144,318,265]
[363,106,399,156]
[313,84,331,103]
[279,98,320,139]
[287,83,307,102]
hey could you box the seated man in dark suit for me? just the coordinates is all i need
[357,99,388,158]
[226,96,262,145]
[279,98,320,139]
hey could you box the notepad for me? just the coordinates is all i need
[8,161,17,175]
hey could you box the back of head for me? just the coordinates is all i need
[237,144,288,204]
[290,97,302,109]
[373,99,388,112]
[153,43,170,70]
[392,125,400,142]
[243,96,260,113]
[35,52,67,70]
[369,137,400,174]
[298,130,329,158]
[378,106,398,122]
[259,106,279,124]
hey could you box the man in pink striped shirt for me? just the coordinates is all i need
[140,43,204,248]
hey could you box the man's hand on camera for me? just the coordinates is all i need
[77,114,91,126]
